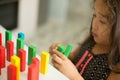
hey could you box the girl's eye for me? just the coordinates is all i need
[100,20,106,24]
[93,13,107,24]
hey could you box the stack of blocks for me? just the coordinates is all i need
[0,30,72,80]
[0,30,50,80]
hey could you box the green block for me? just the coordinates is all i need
[28,45,37,65]
[5,30,12,46]
[64,45,72,57]
[57,45,65,54]
[16,38,24,55]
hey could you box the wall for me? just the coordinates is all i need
[47,0,69,23]
[13,0,39,39]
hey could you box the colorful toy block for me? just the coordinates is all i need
[16,38,24,55]
[0,68,1,75]
[40,51,50,74]
[18,32,25,40]
[7,40,14,62]
[18,49,26,72]
[28,58,39,80]
[5,30,12,46]
[32,58,39,80]
[64,44,72,57]
[0,29,70,80]
[28,63,36,80]
[11,56,20,80]
[57,45,65,53]
[57,44,72,57]
[28,45,37,65]
[7,64,17,80]
[0,33,2,45]
[0,45,6,68]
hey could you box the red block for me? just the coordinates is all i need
[0,46,6,68]
[0,68,1,75]
[28,58,40,80]
[7,64,17,80]
[32,58,40,80]
[18,49,26,72]
[7,40,14,62]
[28,64,36,80]
[0,33,2,45]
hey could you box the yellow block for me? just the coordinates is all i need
[40,51,50,74]
[11,55,20,80]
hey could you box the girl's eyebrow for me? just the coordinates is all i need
[98,12,107,18]
[98,12,109,20]
[93,7,109,21]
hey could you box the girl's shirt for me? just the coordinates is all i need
[73,37,111,80]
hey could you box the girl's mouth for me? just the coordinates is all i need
[92,32,97,37]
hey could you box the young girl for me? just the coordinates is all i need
[49,0,120,80]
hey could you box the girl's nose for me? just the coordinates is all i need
[92,19,99,31]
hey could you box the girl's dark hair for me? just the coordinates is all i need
[92,0,120,73]
[106,0,120,73]
[82,0,120,73]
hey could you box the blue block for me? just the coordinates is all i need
[18,32,25,40]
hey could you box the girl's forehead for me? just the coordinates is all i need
[94,0,111,18]
[94,0,109,11]
[95,0,116,24]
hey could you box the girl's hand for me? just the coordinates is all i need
[51,49,84,80]
[49,43,61,55]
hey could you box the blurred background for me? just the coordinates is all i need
[0,0,93,53]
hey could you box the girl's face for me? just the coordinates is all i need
[92,0,112,46]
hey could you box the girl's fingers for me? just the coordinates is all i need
[49,43,60,53]
[51,43,60,49]
[52,49,66,60]
[52,60,61,70]
[52,54,62,70]
[52,54,63,64]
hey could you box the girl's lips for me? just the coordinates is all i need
[92,32,97,37]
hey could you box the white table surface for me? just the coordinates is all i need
[0,25,69,80]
